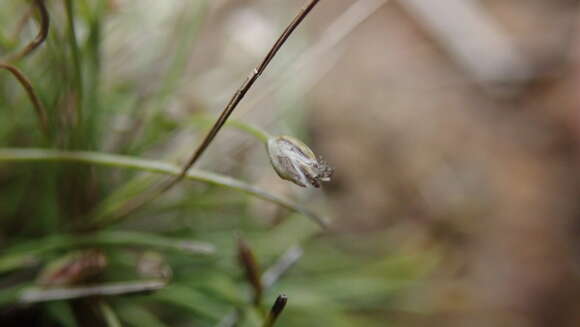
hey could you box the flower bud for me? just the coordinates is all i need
[266,135,333,188]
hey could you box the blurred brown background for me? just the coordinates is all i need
[306,1,580,326]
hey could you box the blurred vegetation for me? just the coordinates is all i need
[0,1,433,326]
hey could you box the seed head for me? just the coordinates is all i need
[266,135,333,188]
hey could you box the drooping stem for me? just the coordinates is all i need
[111,0,323,221]
[167,0,322,188]
[0,63,49,136]
[189,114,271,143]
[6,0,50,62]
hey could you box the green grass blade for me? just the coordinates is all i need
[116,301,168,327]
[0,230,215,274]
[100,301,123,327]
[45,301,79,327]
[0,148,328,227]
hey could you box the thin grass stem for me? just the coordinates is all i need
[99,301,123,327]
[171,0,321,184]
[108,0,322,222]
[0,148,328,227]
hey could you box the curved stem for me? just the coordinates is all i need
[225,120,272,143]
[106,0,322,223]
[189,115,271,143]
[6,0,50,62]
[0,63,49,136]
[0,148,328,227]
[171,0,321,185]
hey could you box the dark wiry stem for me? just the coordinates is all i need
[238,237,264,306]
[216,246,303,327]
[0,63,49,136]
[6,0,50,62]
[109,0,322,221]
[171,0,322,185]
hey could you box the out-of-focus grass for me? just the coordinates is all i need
[0,1,434,326]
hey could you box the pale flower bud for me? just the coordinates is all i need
[266,135,333,188]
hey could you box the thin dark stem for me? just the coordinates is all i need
[168,0,321,187]
[111,0,322,220]
[7,0,50,62]
[216,246,303,327]
[0,63,49,136]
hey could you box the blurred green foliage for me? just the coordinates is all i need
[0,1,433,326]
